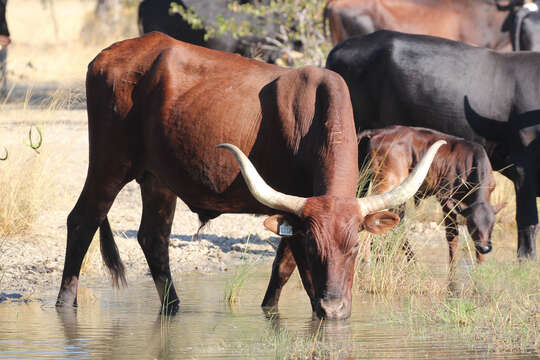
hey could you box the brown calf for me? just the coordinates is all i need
[359,126,504,268]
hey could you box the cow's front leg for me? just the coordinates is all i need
[513,159,538,260]
[261,238,297,309]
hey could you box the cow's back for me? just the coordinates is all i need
[327,31,517,146]
[325,0,509,48]
[87,33,357,212]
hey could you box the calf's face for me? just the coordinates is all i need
[462,202,496,254]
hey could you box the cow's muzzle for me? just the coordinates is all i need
[475,242,492,254]
[317,297,350,320]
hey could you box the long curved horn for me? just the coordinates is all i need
[217,144,307,216]
[357,140,446,215]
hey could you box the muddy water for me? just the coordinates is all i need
[0,267,535,359]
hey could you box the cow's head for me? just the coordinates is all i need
[461,202,505,255]
[218,140,445,320]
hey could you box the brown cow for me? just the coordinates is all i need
[55,32,443,320]
[323,0,522,48]
[358,126,504,269]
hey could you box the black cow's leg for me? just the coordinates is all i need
[57,172,128,308]
[513,160,538,260]
[137,174,179,314]
[261,238,297,309]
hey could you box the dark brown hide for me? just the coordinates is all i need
[323,0,511,49]
[56,32,370,320]
[359,126,498,268]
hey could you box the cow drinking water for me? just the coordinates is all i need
[55,32,443,319]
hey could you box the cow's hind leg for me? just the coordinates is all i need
[261,238,297,309]
[57,171,129,308]
[137,173,179,314]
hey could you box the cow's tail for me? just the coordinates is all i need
[357,129,374,197]
[322,0,334,40]
[99,216,127,287]
[512,6,530,51]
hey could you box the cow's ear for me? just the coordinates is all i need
[264,215,297,237]
[363,211,400,234]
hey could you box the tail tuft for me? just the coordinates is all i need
[99,217,127,288]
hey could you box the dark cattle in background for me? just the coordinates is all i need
[327,30,540,260]
[55,32,442,320]
[0,0,9,95]
[358,126,504,268]
[138,0,285,63]
[323,0,522,49]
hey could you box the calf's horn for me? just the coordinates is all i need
[357,140,446,215]
[217,144,306,216]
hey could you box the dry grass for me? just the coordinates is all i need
[0,0,138,237]
[355,221,447,297]
[0,141,59,236]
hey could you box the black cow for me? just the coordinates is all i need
[137,0,285,63]
[0,0,9,95]
[327,30,540,260]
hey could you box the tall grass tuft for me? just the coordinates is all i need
[399,260,540,352]
[356,220,446,297]
[223,235,259,304]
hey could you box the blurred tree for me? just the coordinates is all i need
[81,0,138,44]
[95,0,121,31]
[171,0,329,66]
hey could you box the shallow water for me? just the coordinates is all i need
[0,268,536,359]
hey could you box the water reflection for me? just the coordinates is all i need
[0,268,536,359]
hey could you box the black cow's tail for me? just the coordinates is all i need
[357,129,374,198]
[512,6,530,51]
[99,217,127,287]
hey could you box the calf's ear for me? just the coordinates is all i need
[363,211,400,234]
[264,215,298,237]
